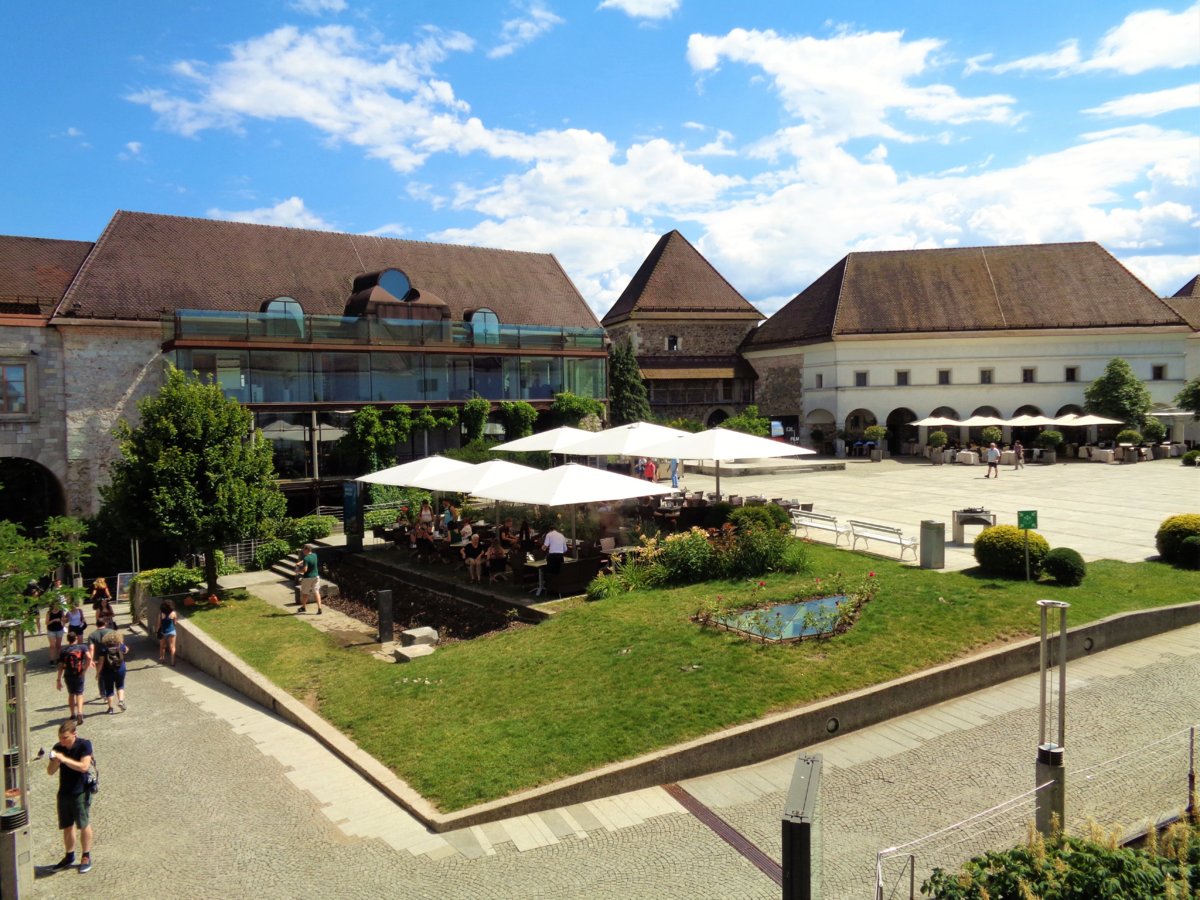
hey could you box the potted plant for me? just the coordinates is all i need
[1115,428,1143,463]
[1141,418,1167,457]
[927,429,948,465]
[864,424,888,461]
[1036,429,1063,464]
[980,425,1003,446]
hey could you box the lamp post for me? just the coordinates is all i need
[1035,599,1069,836]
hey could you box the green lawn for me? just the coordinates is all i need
[191,545,1198,812]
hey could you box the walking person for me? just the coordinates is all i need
[542,524,568,574]
[1013,440,1025,470]
[57,633,90,725]
[46,718,95,874]
[88,578,112,614]
[985,442,1001,478]
[295,544,323,615]
[157,599,177,666]
[644,457,657,482]
[66,598,88,641]
[669,457,680,489]
[45,597,66,667]
[87,616,116,703]
[97,630,128,714]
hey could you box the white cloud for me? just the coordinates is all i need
[687,27,1019,141]
[290,0,346,14]
[1085,83,1200,118]
[207,196,336,230]
[489,2,564,59]
[685,129,737,157]
[117,141,143,161]
[598,0,680,20]
[1121,253,1200,296]
[975,3,1200,76]
[66,127,83,138]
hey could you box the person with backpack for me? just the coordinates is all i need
[88,617,116,702]
[57,633,90,725]
[97,631,128,714]
[47,718,95,874]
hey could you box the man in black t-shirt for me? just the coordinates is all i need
[47,719,95,874]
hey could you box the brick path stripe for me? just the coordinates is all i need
[663,783,783,887]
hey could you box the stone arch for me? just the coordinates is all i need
[0,457,65,536]
[885,407,917,453]
[1056,403,1083,417]
[930,405,959,419]
[971,405,1002,417]
[842,408,877,437]
[1012,403,1044,416]
[706,407,731,428]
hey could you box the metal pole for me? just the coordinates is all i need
[1038,605,1048,747]
[1057,604,1068,748]
[1189,725,1196,822]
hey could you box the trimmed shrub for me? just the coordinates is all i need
[1140,417,1166,444]
[364,509,395,528]
[927,430,948,449]
[703,502,733,528]
[1115,428,1143,445]
[1042,547,1086,586]
[1182,450,1200,467]
[730,506,778,533]
[1035,430,1063,450]
[1181,536,1200,570]
[980,425,1003,445]
[973,525,1050,579]
[658,528,717,584]
[1155,514,1200,565]
[286,515,337,545]
[135,565,202,596]
[724,525,790,578]
[253,539,293,572]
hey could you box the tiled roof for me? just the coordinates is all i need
[745,242,1188,349]
[0,236,93,315]
[1163,276,1200,329]
[55,211,600,328]
[602,230,763,324]
[1171,275,1199,298]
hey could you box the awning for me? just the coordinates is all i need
[640,367,738,380]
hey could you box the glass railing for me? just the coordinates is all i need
[167,311,605,352]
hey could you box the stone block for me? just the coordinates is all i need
[401,626,438,647]
[393,644,436,663]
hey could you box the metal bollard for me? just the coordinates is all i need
[376,590,393,644]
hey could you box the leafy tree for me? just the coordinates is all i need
[608,340,650,425]
[547,391,603,428]
[413,406,459,457]
[342,406,395,475]
[102,365,285,596]
[1083,357,1152,427]
[0,516,92,625]
[496,401,538,440]
[659,416,704,433]
[461,396,491,444]
[1176,375,1200,418]
[720,404,770,437]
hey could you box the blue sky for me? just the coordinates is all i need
[3,0,1197,317]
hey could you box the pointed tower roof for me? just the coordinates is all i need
[601,230,762,326]
[1163,274,1200,329]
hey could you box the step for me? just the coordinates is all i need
[401,626,439,647]
[394,644,436,663]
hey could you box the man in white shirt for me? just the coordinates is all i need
[542,526,568,573]
[985,442,1001,478]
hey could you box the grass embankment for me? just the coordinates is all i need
[191,544,1197,812]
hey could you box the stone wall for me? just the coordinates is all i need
[0,324,67,495]
[611,319,757,357]
[746,353,804,421]
[59,323,165,516]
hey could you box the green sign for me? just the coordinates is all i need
[1018,510,1038,530]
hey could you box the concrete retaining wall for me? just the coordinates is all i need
[166,597,1200,832]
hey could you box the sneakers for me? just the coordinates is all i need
[75,715,83,726]
[118,699,126,711]
[296,608,306,614]
[106,708,115,715]
[78,854,93,874]
[316,608,323,615]
[52,853,75,871]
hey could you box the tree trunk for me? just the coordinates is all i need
[205,545,220,598]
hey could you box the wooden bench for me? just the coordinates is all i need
[849,520,917,560]
[790,510,850,545]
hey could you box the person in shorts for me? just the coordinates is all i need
[45,596,66,667]
[57,633,90,727]
[97,630,128,714]
[47,718,95,874]
[296,544,323,615]
[985,442,1001,478]
[88,616,116,702]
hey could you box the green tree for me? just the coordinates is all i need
[658,416,703,433]
[720,404,770,436]
[0,516,92,625]
[608,340,650,425]
[102,366,285,596]
[547,391,603,428]
[1083,357,1152,427]
[1176,375,1200,418]
[461,396,491,444]
[496,401,538,440]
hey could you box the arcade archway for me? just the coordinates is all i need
[0,458,65,536]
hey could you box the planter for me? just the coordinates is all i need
[870,449,883,462]
[1152,445,1166,460]
[932,452,944,466]
[1041,450,1057,465]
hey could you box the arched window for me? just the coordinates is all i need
[467,307,500,345]
[261,296,304,338]
[378,269,412,300]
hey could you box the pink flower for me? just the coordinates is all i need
[815,578,821,583]
[868,571,876,578]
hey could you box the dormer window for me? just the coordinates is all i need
[261,296,304,337]
[378,269,412,301]
[467,307,500,344]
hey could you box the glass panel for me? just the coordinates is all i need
[564,357,605,399]
[420,354,472,401]
[314,352,370,402]
[473,355,505,400]
[471,309,500,345]
[250,351,311,403]
[257,411,310,479]
[261,298,305,340]
[496,325,524,349]
[518,325,563,350]
[308,316,370,345]
[375,318,430,346]
[175,310,251,341]
[316,411,357,477]
[181,349,249,402]
[502,356,522,399]
[520,356,562,400]
[379,269,411,299]
[2,365,25,413]
[370,352,425,403]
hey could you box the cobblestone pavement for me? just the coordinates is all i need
[20,613,1199,899]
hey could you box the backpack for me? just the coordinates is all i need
[84,754,99,795]
[63,646,88,677]
[103,641,124,669]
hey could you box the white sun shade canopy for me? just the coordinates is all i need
[1005,414,1058,427]
[1060,413,1123,426]
[356,456,473,488]
[641,427,817,462]
[469,463,675,506]
[417,459,542,495]
[911,416,962,427]
[491,426,595,453]
[560,421,692,457]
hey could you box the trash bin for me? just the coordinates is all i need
[920,520,945,569]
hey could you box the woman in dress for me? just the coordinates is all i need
[157,599,178,666]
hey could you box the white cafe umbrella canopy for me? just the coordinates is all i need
[959,415,1007,427]
[473,463,674,557]
[491,426,594,453]
[911,416,961,427]
[560,421,691,457]
[418,459,541,495]
[356,455,473,488]
[1005,414,1058,427]
[643,427,816,500]
[1062,413,1123,427]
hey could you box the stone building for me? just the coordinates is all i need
[602,231,762,427]
[740,242,1199,452]
[0,211,607,520]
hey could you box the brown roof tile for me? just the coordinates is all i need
[745,242,1187,349]
[55,211,600,328]
[602,230,763,324]
[1171,275,1199,299]
[0,235,93,315]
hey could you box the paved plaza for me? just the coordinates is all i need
[18,457,1200,898]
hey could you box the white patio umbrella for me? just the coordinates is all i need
[417,459,542,530]
[472,463,674,557]
[560,421,692,457]
[959,415,1007,427]
[1004,414,1058,427]
[642,427,816,500]
[1053,413,1080,426]
[491,426,594,453]
[1065,414,1124,427]
[356,455,473,488]
[911,416,961,427]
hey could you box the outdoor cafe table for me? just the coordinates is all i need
[1092,448,1116,463]
[526,557,578,596]
[956,450,979,465]
[999,450,1016,465]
